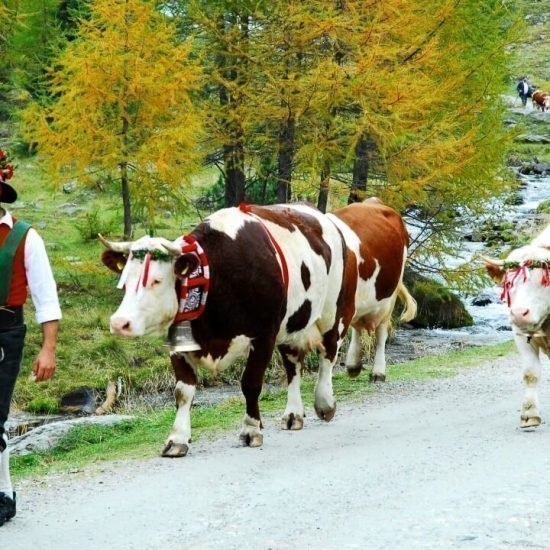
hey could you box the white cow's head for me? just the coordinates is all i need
[100,235,198,337]
[485,247,550,335]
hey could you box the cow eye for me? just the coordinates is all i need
[151,279,162,287]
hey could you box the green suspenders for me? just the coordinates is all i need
[0,220,31,306]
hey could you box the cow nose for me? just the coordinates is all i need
[111,317,133,335]
[510,308,530,324]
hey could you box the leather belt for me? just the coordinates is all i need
[0,306,24,329]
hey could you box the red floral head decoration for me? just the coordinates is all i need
[0,148,18,203]
[0,149,15,182]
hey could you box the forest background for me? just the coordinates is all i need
[0,0,549,427]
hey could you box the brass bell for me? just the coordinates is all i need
[167,321,201,352]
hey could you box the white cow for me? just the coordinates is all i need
[485,224,550,428]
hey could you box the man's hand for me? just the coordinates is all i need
[33,320,59,383]
[33,348,56,382]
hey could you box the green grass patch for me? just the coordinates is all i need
[11,340,515,480]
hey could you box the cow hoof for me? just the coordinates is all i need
[520,416,541,429]
[162,441,189,458]
[239,432,263,448]
[369,372,386,383]
[315,404,336,422]
[281,413,304,430]
[346,365,362,379]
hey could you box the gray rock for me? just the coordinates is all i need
[519,162,550,176]
[516,134,550,144]
[9,415,134,456]
[62,181,78,194]
[472,294,493,307]
[529,112,550,122]
[64,256,82,264]
[58,202,86,215]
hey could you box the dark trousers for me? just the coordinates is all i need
[0,325,26,451]
[519,93,527,106]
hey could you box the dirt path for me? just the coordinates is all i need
[4,353,550,549]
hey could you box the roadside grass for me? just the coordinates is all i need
[11,340,515,480]
[11,163,208,413]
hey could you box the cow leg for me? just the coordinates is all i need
[515,334,542,428]
[315,328,342,422]
[345,327,363,378]
[279,345,305,430]
[162,354,197,458]
[239,338,275,448]
[370,320,389,383]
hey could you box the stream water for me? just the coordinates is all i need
[390,172,549,362]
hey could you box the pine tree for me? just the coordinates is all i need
[22,0,202,237]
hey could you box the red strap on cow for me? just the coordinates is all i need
[239,203,289,295]
[173,236,210,323]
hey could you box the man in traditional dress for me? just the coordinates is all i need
[517,77,530,106]
[0,150,61,526]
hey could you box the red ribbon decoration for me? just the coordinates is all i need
[501,261,550,306]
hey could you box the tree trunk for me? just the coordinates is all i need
[277,115,295,203]
[120,162,132,239]
[317,160,331,213]
[224,141,245,207]
[348,133,371,204]
[219,12,246,207]
[120,0,132,239]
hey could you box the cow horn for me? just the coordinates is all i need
[480,254,505,267]
[161,242,183,257]
[98,233,132,253]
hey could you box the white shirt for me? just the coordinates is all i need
[0,209,62,324]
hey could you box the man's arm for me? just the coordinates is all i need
[33,320,59,382]
[24,228,62,382]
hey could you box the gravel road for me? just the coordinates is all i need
[4,352,550,550]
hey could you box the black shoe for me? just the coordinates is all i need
[0,491,16,526]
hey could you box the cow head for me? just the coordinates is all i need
[485,250,550,335]
[100,235,198,337]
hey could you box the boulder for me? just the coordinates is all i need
[516,134,550,144]
[403,271,473,329]
[471,288,500,307]
[519,162,550,176]
[9,415,134,456]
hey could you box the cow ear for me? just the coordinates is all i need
[174,253,200,279]
[485,261,505,285]
[102,250,128,274]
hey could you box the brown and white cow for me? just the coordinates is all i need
[330,199,417,381]
[532,90,550,112]
[101,200,415,457]
[485,225,550,428]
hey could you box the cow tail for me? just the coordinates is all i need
[397,282,417,323]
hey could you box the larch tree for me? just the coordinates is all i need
[189,0,262,207]
[22,0,202,237]
[333,0,518,283]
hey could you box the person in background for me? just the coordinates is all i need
[0,149,61,526]
[517,77,530,106]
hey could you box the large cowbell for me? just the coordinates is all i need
[167,321,201,353]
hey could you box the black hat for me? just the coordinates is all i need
[0,181,17,203]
